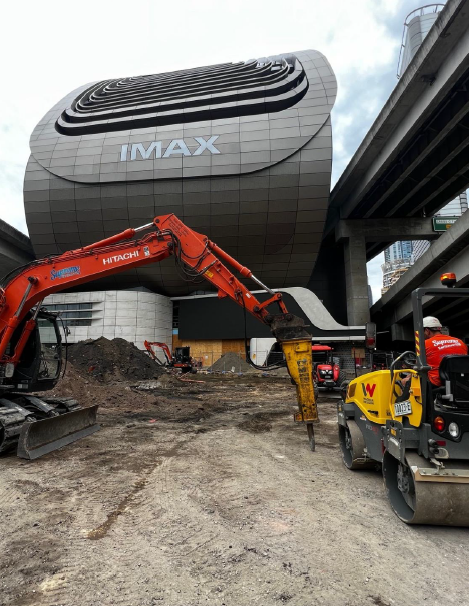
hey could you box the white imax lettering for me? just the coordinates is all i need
[192,137,220,156]
[120,136,220,161]
[103,251,139,265]
[162,139,191,158]
[130,141,162,160]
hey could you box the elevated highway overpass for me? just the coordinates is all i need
[313,0,469,326]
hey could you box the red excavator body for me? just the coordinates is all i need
[0,213,318,458]
[144,341,195,373]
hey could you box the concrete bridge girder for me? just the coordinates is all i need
[314,0,469,327]
[335,218,438,247]
[332,0,469,223]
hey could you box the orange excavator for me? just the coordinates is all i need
[0,214,318,459]
[144,341,195,373]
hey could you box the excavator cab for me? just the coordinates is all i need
[174,346,191,364]
[144,341,195,373]
[36,312,62,385]
[173,347,195,373]
[338,273,469,526]
[0,309,62,394]
[0,308,99,459]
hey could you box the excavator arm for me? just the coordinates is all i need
[0,214,318,450]
[144,341,173,366]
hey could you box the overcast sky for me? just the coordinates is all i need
[0,0,430,302]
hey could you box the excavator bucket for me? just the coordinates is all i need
[17,405,99,460]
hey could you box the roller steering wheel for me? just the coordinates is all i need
[393,351,417,401]
[401,351,417,369]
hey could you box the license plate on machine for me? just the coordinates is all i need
[394,401,412,416]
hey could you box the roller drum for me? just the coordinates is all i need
[383,451,469,526]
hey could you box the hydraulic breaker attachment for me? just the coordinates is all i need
[17,405,100,460]
[282,339,318,451]
[270,314,318,451]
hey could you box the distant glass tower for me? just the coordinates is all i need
[382,241,414,294]
[384,240,413,263]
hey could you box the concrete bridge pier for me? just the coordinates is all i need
[335,218,437,326]
[342,234,370,326]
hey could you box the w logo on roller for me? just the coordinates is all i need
[361,383,376,397]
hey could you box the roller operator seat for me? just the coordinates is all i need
[438,355,469,409]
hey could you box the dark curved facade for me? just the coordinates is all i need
[24,50,336,295]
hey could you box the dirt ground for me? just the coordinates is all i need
[2,372,469,606]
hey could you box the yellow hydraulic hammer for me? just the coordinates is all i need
[282,338,318,451]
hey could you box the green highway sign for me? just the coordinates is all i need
[432,216,459,232]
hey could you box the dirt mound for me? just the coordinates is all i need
[208,351,254,373]
[68,337,165,383]
[43,361,163,416]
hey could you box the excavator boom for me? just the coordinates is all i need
[0,214,318,457]
[144,341,172,365]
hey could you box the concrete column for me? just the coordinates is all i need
[334,217,438,327]
[343,236,370,326]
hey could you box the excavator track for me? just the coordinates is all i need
[0,406,32,453]
[0,395,99,459]
[383,451,469,526]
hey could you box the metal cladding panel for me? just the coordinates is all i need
[24,50,337,295]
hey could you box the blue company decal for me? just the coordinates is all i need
[50,266,81,281]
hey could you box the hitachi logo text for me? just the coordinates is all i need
[103,251,139,265]
[120,136,220,161]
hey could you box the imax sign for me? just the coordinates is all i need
[120,136,221,161]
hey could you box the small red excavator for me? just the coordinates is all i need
[144,341,195,373]
[312,344,341,389]
[0,214,318,459]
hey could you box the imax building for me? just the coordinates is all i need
[23,50,365,364]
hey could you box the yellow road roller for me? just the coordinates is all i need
[338,274,469,525]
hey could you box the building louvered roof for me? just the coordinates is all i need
[56,56,308,136]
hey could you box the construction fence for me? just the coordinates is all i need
[171,337,277,371]
[191,351,273,372]
[170,337,379,377]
